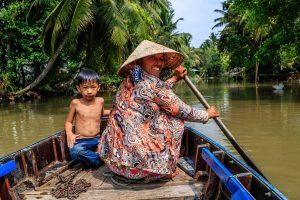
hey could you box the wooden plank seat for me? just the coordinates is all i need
[20,165,204,200]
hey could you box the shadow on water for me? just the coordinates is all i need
[1,81,300,199]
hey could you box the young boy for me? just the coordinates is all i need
[65,69,110,168]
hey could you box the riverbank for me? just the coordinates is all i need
[1,75,300,103]
[0,83,119,103]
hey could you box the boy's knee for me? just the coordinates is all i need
[69,145,86,159]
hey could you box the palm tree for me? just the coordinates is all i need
[152,8,201,69]
[238,9,272,86]
[214,0,274,84]
[153,9,183,48]
[16,0,169,95]
[212,1,234,30]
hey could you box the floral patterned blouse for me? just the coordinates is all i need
[98,71,209,179]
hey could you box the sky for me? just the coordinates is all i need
[168,0,224,47]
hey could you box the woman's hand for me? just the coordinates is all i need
[173,66,187,81]
[206,106,219,119]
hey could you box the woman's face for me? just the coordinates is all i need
[139,53,166,77]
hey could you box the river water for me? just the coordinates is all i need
[1,81,299,199]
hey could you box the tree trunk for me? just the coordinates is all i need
[20,65,26,87]
[255,61,259,87]
[15,36,67,95]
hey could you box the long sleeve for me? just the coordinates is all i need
[153,85,209,123]
[164,78,176,89]
[98,74,207,179]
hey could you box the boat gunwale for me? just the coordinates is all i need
[0,120,287,200]
[0,131,65,162]
[0,116,109,163]
[185,125,287,200]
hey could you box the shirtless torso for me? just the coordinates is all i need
[65,97,108,148]
[73,97,104,138]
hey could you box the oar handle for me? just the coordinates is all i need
[183,76,210,108]
[184,76,268,180]
[184,76,235,140]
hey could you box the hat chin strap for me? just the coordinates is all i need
[129,64,172,85]
[159,68,173,80]
[130,65,144,84]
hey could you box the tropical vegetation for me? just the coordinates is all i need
[214,0,300,84]
[0,0,299,100]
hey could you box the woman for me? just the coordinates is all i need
[98,40,219,180]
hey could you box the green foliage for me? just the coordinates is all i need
[1,0,229,97]
[280,44,299,68]
[0,72,16,94]
[215,0,300,80]
[198,34,225,77]
[0,1,49,93]
[152,8,201,73]
[100,74,122,87]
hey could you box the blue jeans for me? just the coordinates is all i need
[69,136,101,167]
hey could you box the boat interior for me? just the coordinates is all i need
[0,121,285,200]
[20,162,204,200]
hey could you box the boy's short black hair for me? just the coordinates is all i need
[76,69,100,85]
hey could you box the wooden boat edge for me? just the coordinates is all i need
[0,120,288,199]
[185,125,287,200]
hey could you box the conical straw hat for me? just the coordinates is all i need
[118,40,183,77]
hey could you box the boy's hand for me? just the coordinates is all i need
[206,106,219,119]
[67,133,80,148]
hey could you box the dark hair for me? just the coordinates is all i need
[76,69,100,85]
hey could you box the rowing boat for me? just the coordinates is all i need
[0,117,287,199]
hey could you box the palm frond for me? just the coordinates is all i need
[51,0,75,52]
[124,2,149,38]
[27,0,49,18]
[148,0,169,14]
[99,0,129,46]
[212,22,225,29]
[42,0,66,53]
[69,0,95,41]
[144,3,164,24]
[111,26,128,47]
[214,9,226,15]
[174,17,184,25]
[214,17,224,23]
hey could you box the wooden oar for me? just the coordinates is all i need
[184,76,267,180]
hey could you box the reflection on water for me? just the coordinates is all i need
[1,82,300,199]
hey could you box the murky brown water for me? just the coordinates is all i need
[1,81,300,199]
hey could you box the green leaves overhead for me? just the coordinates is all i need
[98,0,129,47]
[41,0,171,62]
[0,1,54,93]
[2,0,193,96]
[68,0,94,43]
[43,0,69,53]
[111,26,128,47]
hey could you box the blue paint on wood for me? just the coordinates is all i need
[0,160,16,177]
[231,189,254,200]
[202,148,255,200]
